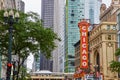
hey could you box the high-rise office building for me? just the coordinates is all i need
[53,0,66,72]
[38,0,54,72]
[39,54,53,71]
[41,0,66,72]
[65,0,87,73]
[32,53,53,72]
[89,0,102,25]
[41,0,54,28]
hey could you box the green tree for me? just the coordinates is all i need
[110,48,120,72]
[0,10,60,79]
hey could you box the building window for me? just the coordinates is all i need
[107,25,110,30]
[80,11,82,13]
[112,25,116,30]
[68,61,75,66]
[72,10,74,12]
[68,55,74,58]
[70,21,73,24]
[71,14,74,16]
[108,35,111,40]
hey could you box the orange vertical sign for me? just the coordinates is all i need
[78,20,90,69]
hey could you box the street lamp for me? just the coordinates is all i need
[3,10,19,80]
[94,65,98,80]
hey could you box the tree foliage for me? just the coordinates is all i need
[115,48,120,56]
[0,10,60,79]
[110,48,120,72]
[110,60,120,72]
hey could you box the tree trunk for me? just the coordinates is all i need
[16,56,26,80]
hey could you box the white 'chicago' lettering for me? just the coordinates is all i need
[82,37,86,43]
[82,55,87,60]
[82,49,87,54]
[82,62,87,66]
[82,43,86,48]
[82,32,87,36]
[82,26,86,31]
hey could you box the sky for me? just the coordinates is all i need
[103,0,111,7]
[22,0,41,15]
[22,0,112,69]
[22,0,111,16]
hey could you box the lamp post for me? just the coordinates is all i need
[94,65,98,80]
[3,10,19,80]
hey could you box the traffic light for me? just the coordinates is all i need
[6,63,12,80]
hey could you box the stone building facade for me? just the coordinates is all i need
[89,22,118,80]
[89,0,120,79]
[100,0,120,22]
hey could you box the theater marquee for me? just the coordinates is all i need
[78,20,90,69]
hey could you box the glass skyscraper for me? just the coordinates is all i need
[89,0,101,25]
[41,0,54,28]
[65,0,86,73]
[53,0,66,72]
[40,0,54,72]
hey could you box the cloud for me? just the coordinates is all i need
[102,0,111,7]
[22,0,41,15]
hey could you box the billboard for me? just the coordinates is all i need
[78,20,90,69]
